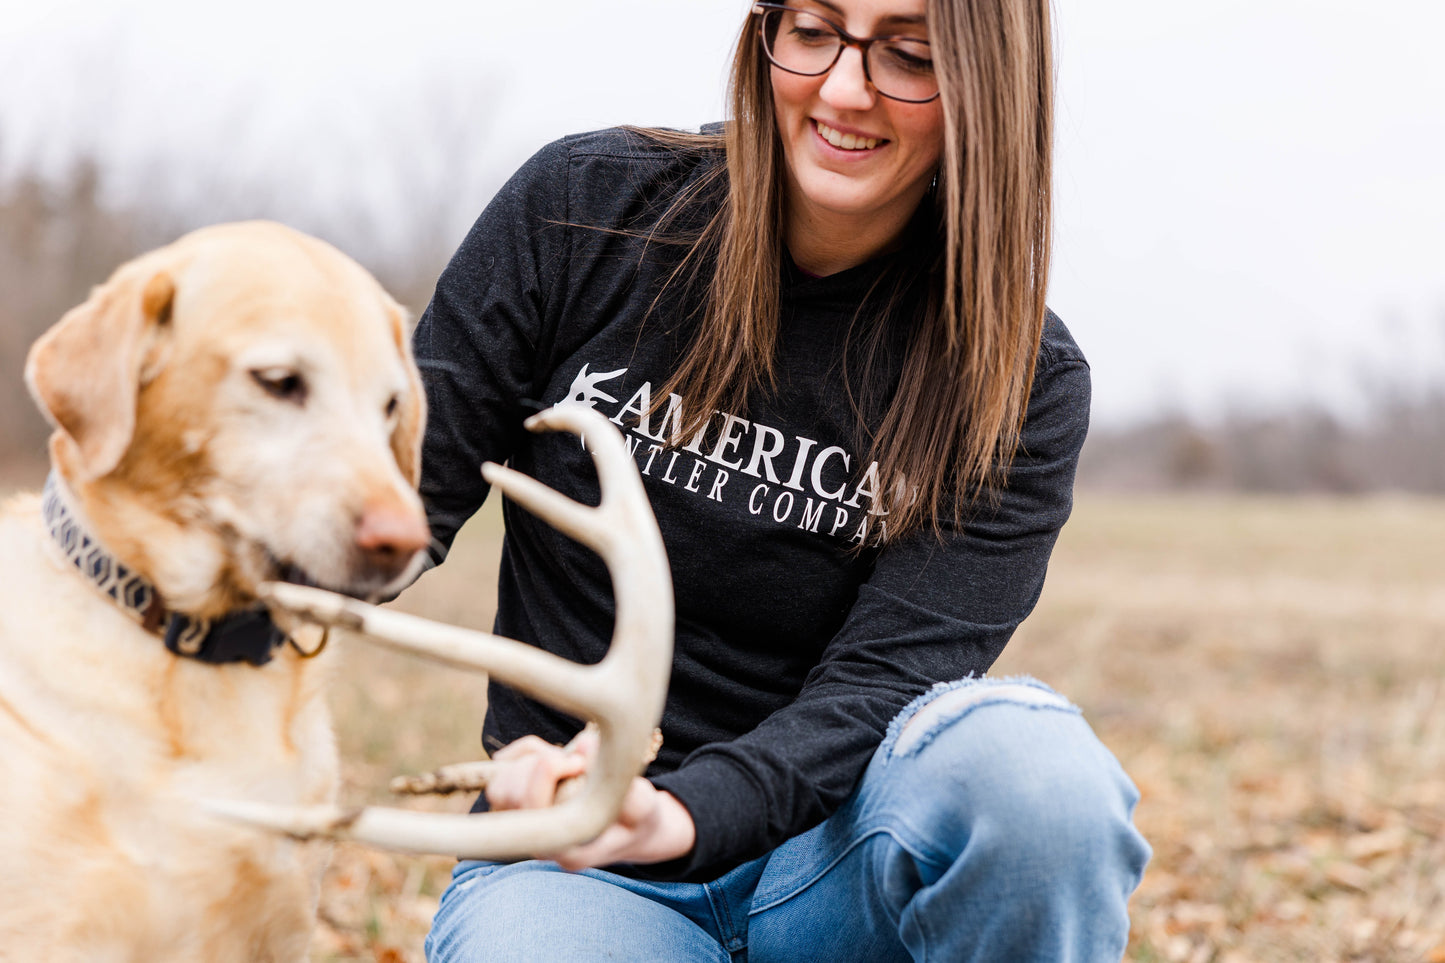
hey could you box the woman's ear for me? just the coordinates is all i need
[25,265,176,481]
[385,298,427,486]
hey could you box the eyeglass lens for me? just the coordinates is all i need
[760,7,937,103]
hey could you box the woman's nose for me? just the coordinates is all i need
[818,46,876,111]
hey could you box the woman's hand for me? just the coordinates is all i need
[486,731,696,871]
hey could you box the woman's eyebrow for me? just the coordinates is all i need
[803,0,924,28]
[807,0,848,18]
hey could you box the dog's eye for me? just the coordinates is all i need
[251,368,307,405]
[384,395,400,419]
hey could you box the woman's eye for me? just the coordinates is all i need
[879,42,934,74]
[787,12,836,43]
[385,395,400,419]
[251,368,308,405]
[790,25,833,44]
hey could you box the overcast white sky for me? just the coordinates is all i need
[1,0,1441,425]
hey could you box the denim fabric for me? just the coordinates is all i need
[425,677,1150,963]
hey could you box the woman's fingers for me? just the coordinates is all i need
[485,735,591,811]
[569,725,600,762]
[551,780,697,871]
[491,734,554,762]
[551,780,654,871]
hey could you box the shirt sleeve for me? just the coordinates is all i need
[411,138,572,560]
[646,350,1092,881]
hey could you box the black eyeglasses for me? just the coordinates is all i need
[752,3,939,104]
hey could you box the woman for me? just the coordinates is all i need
[417,0,1149,959]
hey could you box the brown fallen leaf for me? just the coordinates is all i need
[1345,826,1409,861]
[1165,901,1228,935]
[1324,861,1373,893]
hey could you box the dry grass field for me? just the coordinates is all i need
[311,493,1445,962]
[7,452,1438,960]
[998,496,1445,963]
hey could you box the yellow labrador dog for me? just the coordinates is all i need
[0,222,430,962]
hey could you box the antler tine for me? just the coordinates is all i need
[229,406,675,860]
[480,460,603,547]
[519,406,672,661]
[505,405,674,848]
[522,407,642,510]
[259,584,598,719]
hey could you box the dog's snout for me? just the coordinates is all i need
[355,498,429,581]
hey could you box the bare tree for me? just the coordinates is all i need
[0,77,503,462]
[1079,326,1445,495]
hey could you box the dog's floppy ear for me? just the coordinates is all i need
[25,265,177,481]
[385,299,426,486]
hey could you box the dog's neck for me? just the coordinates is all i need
[41,473,291,666]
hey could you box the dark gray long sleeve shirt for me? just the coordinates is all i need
[412,127,1091,882]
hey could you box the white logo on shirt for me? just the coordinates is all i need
[560,364,628,409]
[556,365,897,545]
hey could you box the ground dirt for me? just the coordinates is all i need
[10,481,1421,962]
[312,494,1445,962]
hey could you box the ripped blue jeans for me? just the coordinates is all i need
[425,677,1151,963]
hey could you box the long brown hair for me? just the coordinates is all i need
[639,0,1054,541]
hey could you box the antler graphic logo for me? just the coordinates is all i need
[561,364,628,410]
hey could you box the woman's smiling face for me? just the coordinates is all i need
[768,0,944,237]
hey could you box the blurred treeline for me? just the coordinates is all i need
[1078,366,1445,493]
[0,159,140,460]
[3,148,1442,493]
[0,122,493,465]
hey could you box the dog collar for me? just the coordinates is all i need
[40,473,289,666]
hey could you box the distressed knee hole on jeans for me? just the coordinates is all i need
[890,680,1076,758]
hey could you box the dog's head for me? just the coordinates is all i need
[25,221,430,617]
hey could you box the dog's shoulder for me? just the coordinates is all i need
[0,490,43,545]
[0,491,65,617]
[0,489,134,644]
